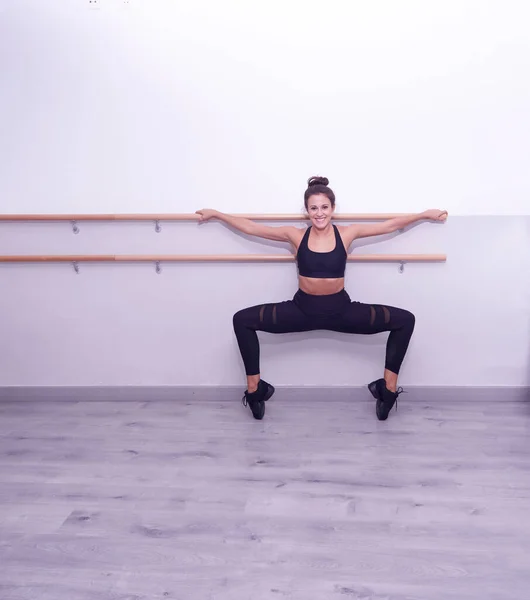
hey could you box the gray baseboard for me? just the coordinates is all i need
[0,385,528,403]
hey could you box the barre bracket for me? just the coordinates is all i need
[155,261,162,274]
[399,261,405,274]
[154,220,161,233]
[72,261,80,274]
[71,220,79,234]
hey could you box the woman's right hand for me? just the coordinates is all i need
[195,209,219,222]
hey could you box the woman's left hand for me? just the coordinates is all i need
[424,209,448,222]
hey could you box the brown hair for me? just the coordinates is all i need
[304,176,335,210]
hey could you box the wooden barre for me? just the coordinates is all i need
[0,254,446,263]
[0,213,410,222]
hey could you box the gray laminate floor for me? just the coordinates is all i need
[1,394,530,600]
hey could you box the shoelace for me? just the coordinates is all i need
[394,386,406,411]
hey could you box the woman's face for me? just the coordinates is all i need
[306,193,335,229]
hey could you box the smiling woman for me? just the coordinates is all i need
[195,176,448,422]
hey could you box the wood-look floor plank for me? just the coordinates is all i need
[1,396,529,599]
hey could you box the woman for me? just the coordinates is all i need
[196,176,447,421]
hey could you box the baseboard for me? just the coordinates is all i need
[0,385,528,403]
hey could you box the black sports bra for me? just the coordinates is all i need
[296,224,347,279]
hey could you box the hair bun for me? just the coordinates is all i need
[307,176,329,188]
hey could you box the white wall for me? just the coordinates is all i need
[1,0,529,215]
[0,215,529,388]
[0,1,529,390]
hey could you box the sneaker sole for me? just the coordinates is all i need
[264,383,275,402]
[368,380,389,421]
[247,382,274,420]
[252,402,265,420]
[368,380,379,401]
[244,382,275,421]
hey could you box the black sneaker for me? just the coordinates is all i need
[241,379,275,420]
[368,378,405,421]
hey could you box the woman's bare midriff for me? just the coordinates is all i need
[298,275,345,295]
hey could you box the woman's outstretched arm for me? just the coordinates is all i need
[344,209,448,242]
[195,209,300,243]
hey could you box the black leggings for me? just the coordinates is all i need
[233,289,415,376]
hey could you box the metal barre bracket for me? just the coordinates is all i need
[72,261,80,274]
[154,220,161,233]
[71,220,79,234]
[399,261,405,274]
[155,261,161,274]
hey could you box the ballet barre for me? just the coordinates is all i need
[0,213,441,235]
[0,212,409,223]
[0,253,446,274]
[0,254,446,262]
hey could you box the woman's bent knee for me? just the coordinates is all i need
[391,307,415,331]
[233,306,255,330]
[233,309,245,329]
[403,309,415,331]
